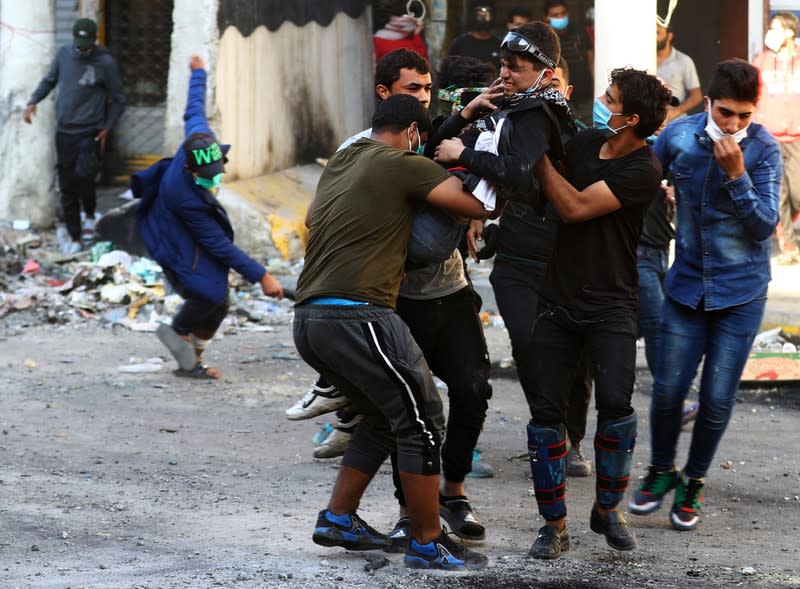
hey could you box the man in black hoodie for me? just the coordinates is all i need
[24,18,126,254]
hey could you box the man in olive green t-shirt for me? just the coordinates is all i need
[293,95,490,570]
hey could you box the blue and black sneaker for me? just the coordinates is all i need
[404,528,489,571]
[312,509,389,551]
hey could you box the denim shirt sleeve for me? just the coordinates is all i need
[183,69,212,137]
[722,141,781,242]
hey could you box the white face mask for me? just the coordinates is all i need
[705,112,748,144]
[525,69,548,94]
[764,29,785,53]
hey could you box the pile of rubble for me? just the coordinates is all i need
[0,224,296,333]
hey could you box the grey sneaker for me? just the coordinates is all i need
[313,413,363,459]
[566,442,592,477]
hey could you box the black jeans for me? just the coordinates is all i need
[526,302,637,426]
[56,131,99,242]
[392,286,492,497]
[490,258,592,443]
[163,268,229,336]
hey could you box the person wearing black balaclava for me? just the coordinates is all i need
[24,18,126,254]
[449,2,501,72]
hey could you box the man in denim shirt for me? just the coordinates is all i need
[630,59,781,532]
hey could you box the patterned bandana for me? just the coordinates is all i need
[501,86,572,117]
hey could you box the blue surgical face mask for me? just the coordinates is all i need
[549,16,569,31]
[593,98,629,135]
[195,173,223,191]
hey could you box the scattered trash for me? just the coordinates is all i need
[12,219,31,231]
[118,362,163,373]
[23,359,37,368]
[741,567,756,575]
[1,225,294,335]
[721,460,733,469]
[22,260,41,275]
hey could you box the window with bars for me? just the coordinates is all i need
[105,0,174,106]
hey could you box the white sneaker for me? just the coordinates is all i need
[82,216,96,244]
[285,382,348,421]
[60,240,81,255]
[313,413,363,459]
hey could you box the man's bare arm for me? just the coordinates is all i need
[425,176,491,219]
[535,154,621,223]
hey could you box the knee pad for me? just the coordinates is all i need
[527,421,567,520]
[594,413,637,509]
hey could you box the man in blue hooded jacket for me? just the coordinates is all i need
[133,55,283,379]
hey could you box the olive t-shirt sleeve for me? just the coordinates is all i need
[382,150,452,201]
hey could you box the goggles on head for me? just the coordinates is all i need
[501,32,556,70]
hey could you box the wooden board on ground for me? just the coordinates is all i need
[741,352,800,383]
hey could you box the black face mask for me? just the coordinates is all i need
[473,18,492,32]
[656,39,667,51]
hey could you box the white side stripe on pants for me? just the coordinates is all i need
[366,322,435,447]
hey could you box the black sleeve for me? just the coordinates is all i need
[449,35,467,57]
[423,112,469,159]
[458,109,552,198]
[604,156,663,209]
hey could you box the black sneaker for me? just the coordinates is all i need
[384,516,411,553]
[528,523,569,559]
[670,475,704,531]
[404,528,488,570]
[312,509,389,551]
[439,494,486,541]
[590,505,637,551]
[629,466,679,515]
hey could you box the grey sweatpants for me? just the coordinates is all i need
[293,304,445,476]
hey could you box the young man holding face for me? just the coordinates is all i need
[630,59,781,532]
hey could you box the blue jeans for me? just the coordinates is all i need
[636,245,668,377]
[650,296,766,478]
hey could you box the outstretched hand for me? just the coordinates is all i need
[95,128,110,151]
[466,219,485,262]
[23,104,36,124]
[259,273,284,299]
[189,55,206,71]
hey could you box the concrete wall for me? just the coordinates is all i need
[216,13,374,179]
[164,0,219,157]
[0,0,58,226]
[165,2,373,180]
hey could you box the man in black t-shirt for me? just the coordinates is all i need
[524,68,673,559]
[449,2,501,71]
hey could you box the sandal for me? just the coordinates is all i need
[174,363,220,380]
